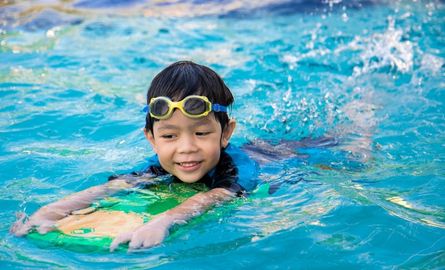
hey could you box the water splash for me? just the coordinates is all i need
[339,16,414,75]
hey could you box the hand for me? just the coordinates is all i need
[110,214,174,252]
[10,206,68,236]
[10,182,128,237]
[10,211,57,237]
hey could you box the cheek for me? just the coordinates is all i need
[154,142,173,159]
[207,141,222,160]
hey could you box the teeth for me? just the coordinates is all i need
[180,162,199,166]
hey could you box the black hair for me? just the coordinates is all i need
[145,61,234,133]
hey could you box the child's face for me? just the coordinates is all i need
[144,110,236,183]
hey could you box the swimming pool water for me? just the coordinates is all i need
[1,0,444,268]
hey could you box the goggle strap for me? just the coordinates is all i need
[142,105,149,113]
[212,104,227,113]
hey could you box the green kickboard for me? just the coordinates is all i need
[26,182,207,252]
[26,183,270,252]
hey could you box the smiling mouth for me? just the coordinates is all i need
[176,161,202,168]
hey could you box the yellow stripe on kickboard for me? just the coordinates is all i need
[56,210,144,238]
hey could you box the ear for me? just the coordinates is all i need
[144,128,157,153]
[221,119,236,148]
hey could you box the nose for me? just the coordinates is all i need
[177,134,199,154]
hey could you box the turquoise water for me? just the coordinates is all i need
[1,0,444,268]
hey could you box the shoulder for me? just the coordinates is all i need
[221,144,259,192]
[225,144,258,171]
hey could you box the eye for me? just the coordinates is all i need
[196,131,211,136]
[160,134,175,139]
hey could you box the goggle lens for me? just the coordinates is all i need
[183,97,208,115]
[151,99,170,117]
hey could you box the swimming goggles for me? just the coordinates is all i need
[143,95,227,120]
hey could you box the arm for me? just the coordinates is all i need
[11,179,134,236]
[110,187,236,251]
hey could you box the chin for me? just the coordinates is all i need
[176,173,204,184]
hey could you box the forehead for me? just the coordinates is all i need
[153,111,219,130]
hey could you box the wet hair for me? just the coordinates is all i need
[145,61,234,133]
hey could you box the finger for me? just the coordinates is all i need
[10,213,26,233]
[11,221,32,236]
[13,223,33,236]
[142,231,167,248]
[142,238,159,249]
[16,212,26,221]
[36,222,56,234]
[110,232,132,252]
[128,236,144,250]
[10,213,32,236]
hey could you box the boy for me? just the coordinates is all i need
[11,61,256,251]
